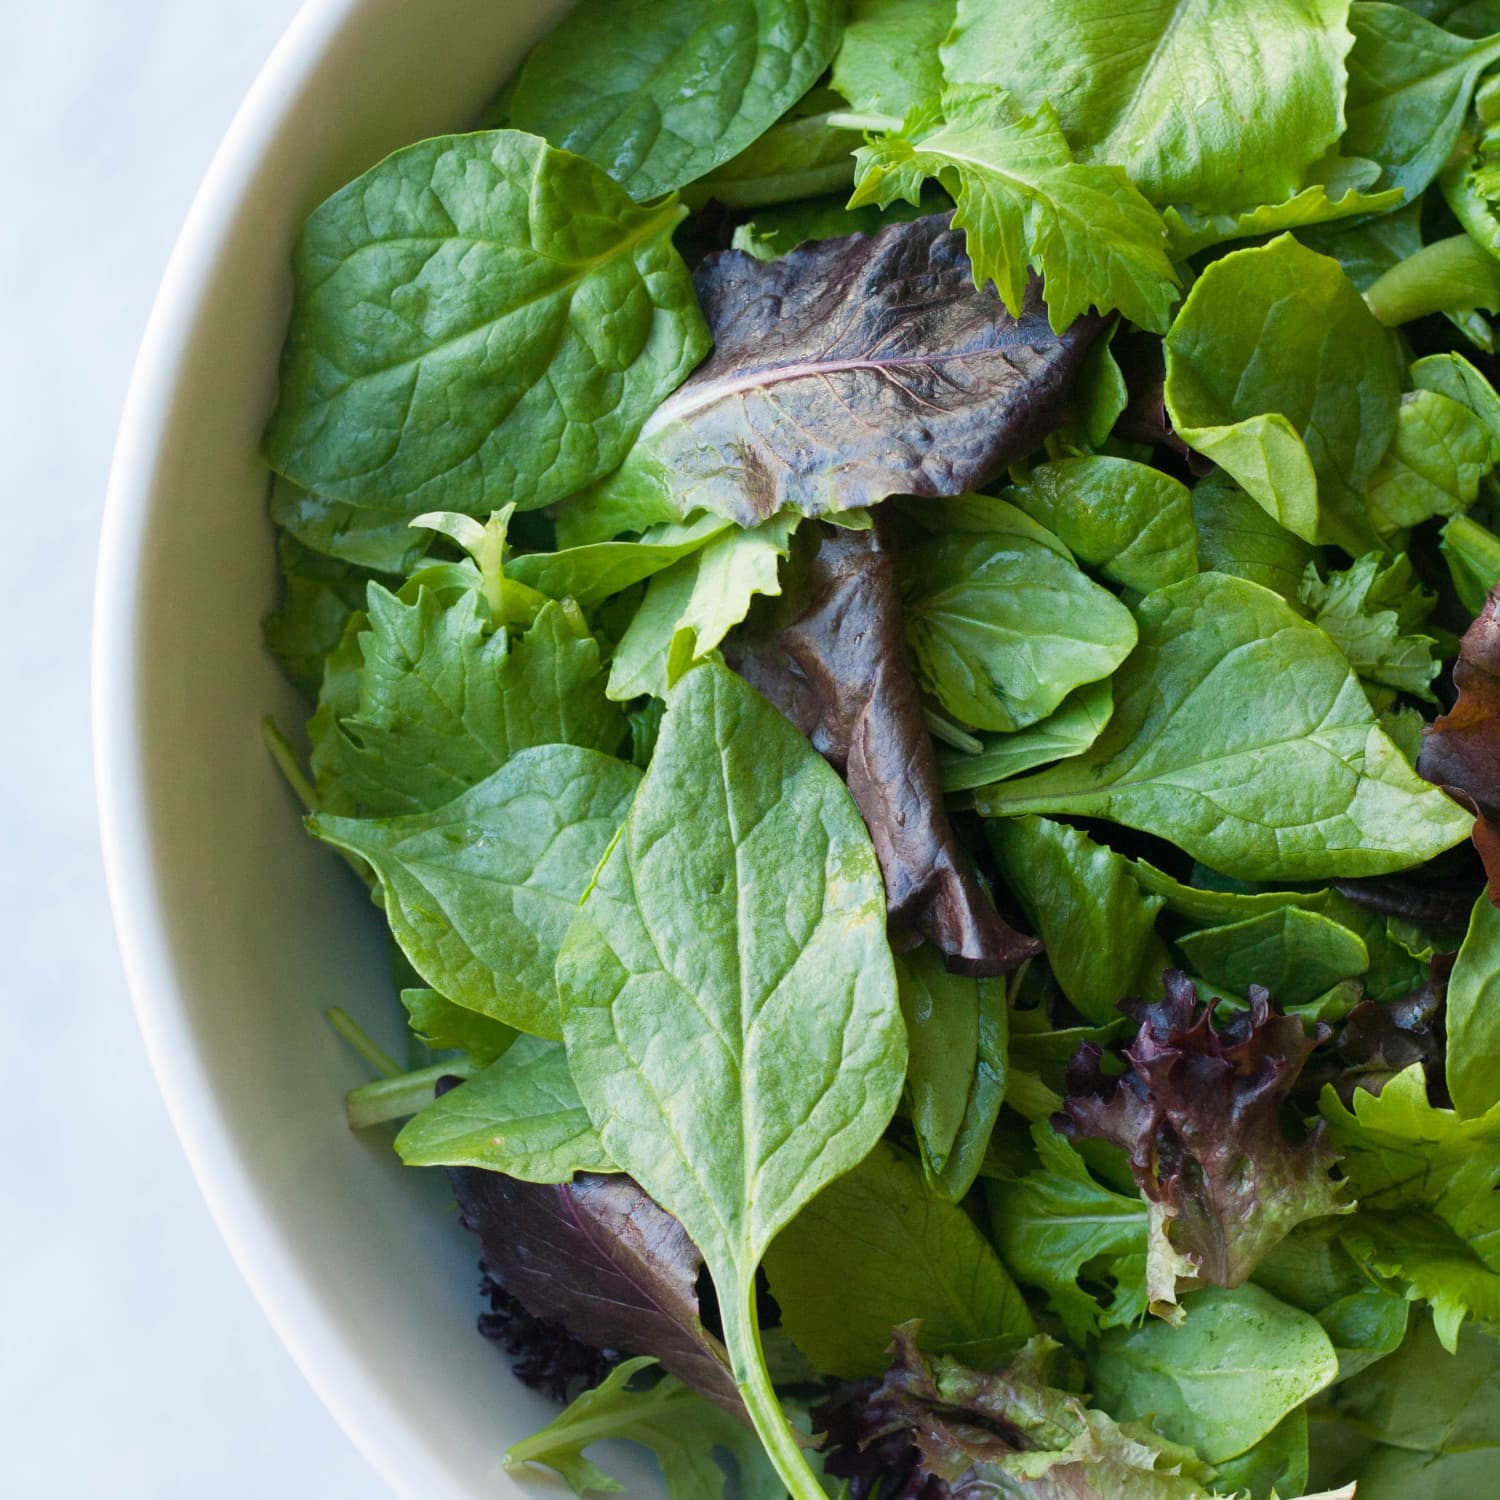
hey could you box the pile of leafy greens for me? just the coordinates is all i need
[258,1,1500,1496]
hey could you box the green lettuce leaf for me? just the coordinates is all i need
[1190,473,1316,604]
[268,476,431,574]
[939,680,1113,793]
[1366,388,1494,537]
[1177,908,1370,1006]
[831,0,953,119]
[399,987,515,1066]
[1163,180,1404,259]
[688,89,860,209]
[1446,893,1500,1118]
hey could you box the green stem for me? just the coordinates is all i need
[262,717,319,813]
[345,1060,473,1129]
[1365,234,1500,326]
[325,1006,400,1079]
[722,1276,825,1500]
[922,706,984,755]
[825,109,902,135]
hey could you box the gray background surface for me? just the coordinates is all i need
[3,2,386,1491]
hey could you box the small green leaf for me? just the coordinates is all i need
[1191,473,1316,604]
[1442,513,1500,614]
[1163,180,1404,259]
[1178,908,1371,1008]
[1366,388,1494,537]
[1445,893,1500,1118]
[688,92,860,209]
[831,0,953,120]
[399,987,516,1066]
[938,680,1113,794]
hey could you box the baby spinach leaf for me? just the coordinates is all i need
[978,574,1473,880]
[584,215,1104,528]
[1366,388,1494,537]
[451,1166,743,1415]
[400,987,516,1067]
[1093,1284,1340,1464]
[312,745,642,1039]
[396,1035,610,1180]
[1177,909,1371,1007]
[1164,235,1401,552]
[321,589,624,818]
[830,0,953,120]
[556,662,906,1497]
[1191,473,1316,604]
[1412,350,1500,458]
[900,503,1138,734]
[1445,893,1500,1117]
[508,0,843,201]
[507,1358,781,1500]
[1443,513,1500,614]
[848,86,1179,333]
[988,1123,1150,1343]
[262,131,708,520]
[1163,179,1404,260]
[763,1141,1033,1379]
[942,0,1353,211]
[896,945,1007,1201]
[990,818,1170,1025]
[1009,457,1198,594]
[687,90,859,208]
[1345,2,1500,200]
[938,680,1113,794]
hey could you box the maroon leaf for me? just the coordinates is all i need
[1418,582,1500,902]
[1056,971,1346,1290]
[728,515,1041,976]
[600,214,1104,527]
[449,1166,743,1417]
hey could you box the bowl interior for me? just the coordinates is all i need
[96,0,661,1494]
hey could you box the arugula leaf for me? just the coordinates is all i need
[1093,1284,1340,1464]
[763,1141,1032,1379]
[1367,389,1494,538]
[586,214,1103,529]
[1009,457,1198,594]
[319,589,623,818]
[506,1358,779,1499]
[1344,2,1500,200]
[991,818,1170,1025]
[978,573,1473,880]
[688,90,860,209]
[606,513,799,702]
[312,745,642,1039]
[1164,235,1401,552]
[831,0,952,119]
[848,86,1179,333]
[396,1035,610,1180]
[1191,473,1316,604]
[451,1166,744,1414]
[896,945,1008,1201]
[900,503,1137,734]
[988,1123,1150,1343]
[942,0,1354,211]
[400,987,515,1067]
[508,0,843,201]
[268,477,430,574]
[1446,893,1500,1118]
[556,662,906,1498]
[262,131,708,519]
[1177,909,1371,1007]
[1163,180,1405,260]
[939,680,1113,793]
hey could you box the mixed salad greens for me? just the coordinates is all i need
[257,1,1500,1496]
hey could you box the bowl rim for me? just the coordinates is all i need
[92,2,441,1494]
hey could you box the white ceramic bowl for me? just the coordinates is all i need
[94,2,662,1495]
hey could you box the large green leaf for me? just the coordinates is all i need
[1447,894,1500,1119]
[263,131,708,518]
[762,1141,1032,1379]
[942,0,1354,210]
[508,0,843,201]
[831,0,953,119]
[556,663,905,1497]
[312,745,642,1039]
[977,573,1473,880]
[1164,235,1401,552]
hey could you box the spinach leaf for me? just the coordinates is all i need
[763,1141,1032,1379]
[831,0,953,119]
[938,680,1113,793]
[900,503,1138,733]
[1345,2,1500,200]
[1164,235,1401,552]
[584,214,1103,529]
[1093,1284,1340,1464]
[1210,1410,1311,1500]
[1412,350,1500,456]
[988,1123,1149,1343]
[507,1358,782,1500]
[556,662,906,1498]
[978,573,1473,880]
[400,987,516,1066]
[1177,909,1371,1007]
[848,86,1180,334]
[508,0,843,201]
[1443,513,1500,613]
[1443,894,1500,1117]
[269,476,430,574]
[942,0,1353,211]
[1366,388,1494,537]
[1009,456,1198,594]
[312,745,642,1039]
[990,817,1170,1025]
[896,945,1007,1201]
[396,1035,610,1180]
[687,89,859,209]
[262,132,708,520]
[1191,473,1316,603]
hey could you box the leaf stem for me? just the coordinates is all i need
[825,110,903,135]
[262,716,319,813]
[325,1006,401,1079]
[922,706,984,755]
[1365,234,1500,326]
[722,1275,825,1500]
[345,1060,473,1129]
